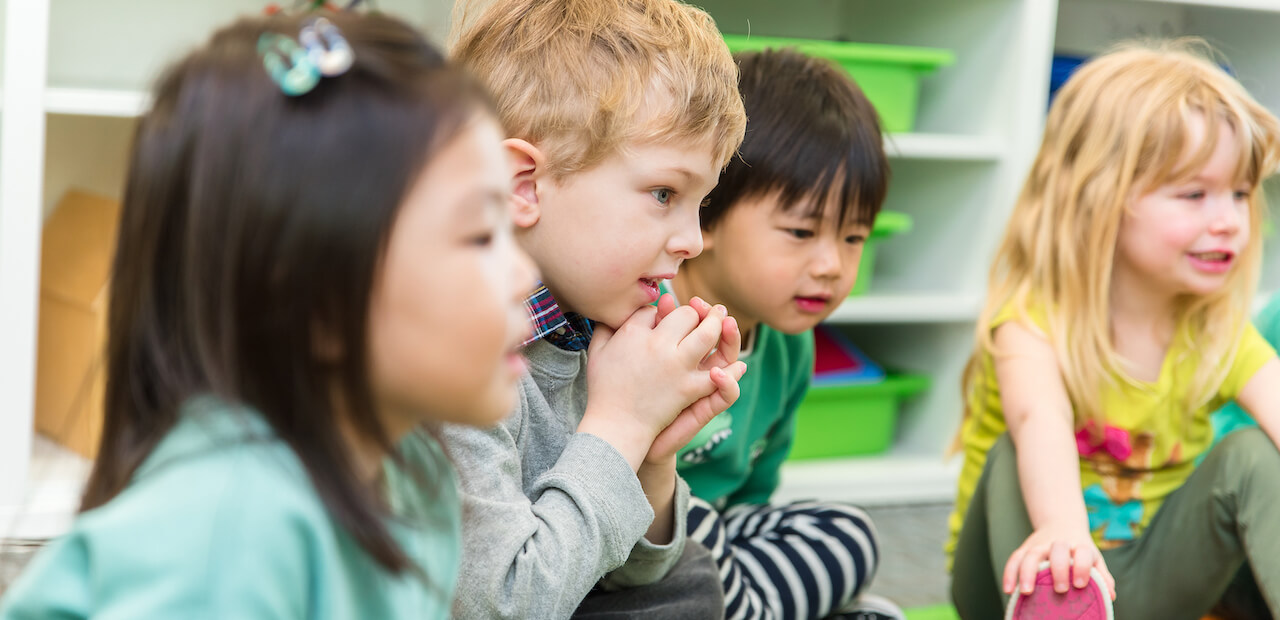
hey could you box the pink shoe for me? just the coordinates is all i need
[1005,561,1114,620]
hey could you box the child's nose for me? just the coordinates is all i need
[810,238,843,279]
[667,211,704,259]
[1208,195,1244,236]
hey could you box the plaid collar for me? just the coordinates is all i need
[523,284,594,352]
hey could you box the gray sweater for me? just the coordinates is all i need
[444,339,690,619]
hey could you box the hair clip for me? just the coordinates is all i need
[258,33,321,96]
[300,17,354,76]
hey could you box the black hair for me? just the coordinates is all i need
[84,11,495,574]
[701,47,890,230]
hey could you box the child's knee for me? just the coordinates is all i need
[1212,427,1280,484]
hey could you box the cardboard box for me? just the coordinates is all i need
[34,190,121,459]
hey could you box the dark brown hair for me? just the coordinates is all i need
[701,48,890,230]
[84,11,494,573]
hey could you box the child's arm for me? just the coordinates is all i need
[1236,358,1280,448]
[993,322,1117,600]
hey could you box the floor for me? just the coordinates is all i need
[863,503,954,610]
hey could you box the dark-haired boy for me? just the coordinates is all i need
[670,48,903,620]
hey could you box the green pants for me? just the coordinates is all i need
[951,429,1280,619]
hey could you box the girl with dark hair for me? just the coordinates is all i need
[1,10,534,619]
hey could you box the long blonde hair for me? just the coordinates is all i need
[961,40,1280,441]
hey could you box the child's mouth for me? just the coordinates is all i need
[1188,250,1234,273]
[794,296,829,313]
[639,277,664,302]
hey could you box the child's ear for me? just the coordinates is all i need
[505,138,545,229]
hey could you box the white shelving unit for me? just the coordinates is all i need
[2,0,1279,534]
[695,0,1280,506]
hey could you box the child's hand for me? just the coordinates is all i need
[646,360,747,463]
[579,299,731,469]
[644,294,746,462]
[655,294,742,374]
[1003,523,1116,601]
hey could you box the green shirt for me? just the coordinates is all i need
[0,397,460,619]
[676,324,814,509]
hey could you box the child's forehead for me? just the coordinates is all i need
[754,186,873,229]
[613,132,721,174]
[1153,113,1256,187]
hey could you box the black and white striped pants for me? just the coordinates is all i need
[686,497,880,620]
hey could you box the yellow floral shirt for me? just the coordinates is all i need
[947,305,1275,559]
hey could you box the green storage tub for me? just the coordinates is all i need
[722,34,955,133]
[850,210,912,296]
[788,372,929,460]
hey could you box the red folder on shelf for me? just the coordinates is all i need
[812,325,884,385]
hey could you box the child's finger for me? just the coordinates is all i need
[654,293,678,326]
[706,366,741,413]
[1049,542,1070,593]
[1002,547,1025,594]
[653,304,701,340]
[706,315,741,369]
[724,360,747,382]
[1071,545,1092,590]
[676,305,725,361]
[688,295,713,320]
[1019,552,1043,594]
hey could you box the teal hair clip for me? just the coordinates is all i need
[300,17,354,76]
[258,33,321,96]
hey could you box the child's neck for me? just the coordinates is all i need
[1109,268,1178,382]
[336,396,416,487]
[671,261,759,337]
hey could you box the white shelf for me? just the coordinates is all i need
[884,133,1003,161]
[825,293,982,324]
[44,87,149,117]
[776,452,961,507]
[0,435,90,541]
[1130,0,1280,13]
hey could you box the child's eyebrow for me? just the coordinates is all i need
[657,166,704,185]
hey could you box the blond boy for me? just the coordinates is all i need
[443,0,748,617]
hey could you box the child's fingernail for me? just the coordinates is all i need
[714,304,726,315]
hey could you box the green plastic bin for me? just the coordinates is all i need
[850,210,912,296]
[722,34,955,133]
[788,372,929,460]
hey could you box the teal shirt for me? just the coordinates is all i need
[0,397,460,619]
[676,324,814,509]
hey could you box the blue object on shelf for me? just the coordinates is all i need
[1049,54,1087,105]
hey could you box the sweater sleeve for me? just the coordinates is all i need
[444,374,657,619]
[598,474,690,590]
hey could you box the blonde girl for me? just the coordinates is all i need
[948,41,1280,620]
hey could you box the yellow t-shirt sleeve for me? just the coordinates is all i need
[1220,322,1277,399]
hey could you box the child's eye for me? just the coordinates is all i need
[651,188,674,207]
[1180,190,1206,201]
[1234,190,1252,201]
[845,235,867,245]
[468,232,494,247]
[785,228,814,240]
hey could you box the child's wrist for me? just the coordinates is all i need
[577,410,654,471]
